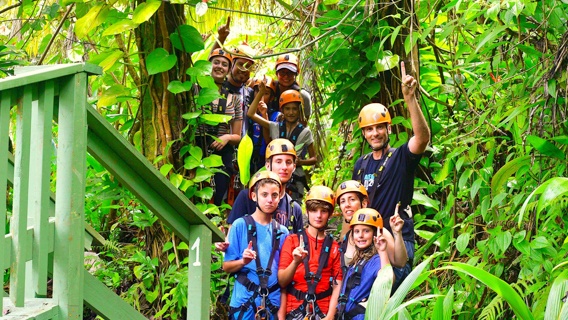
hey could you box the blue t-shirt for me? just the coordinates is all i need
[339,254,382,320]
[352,142,422,243]
[226,217,289,319]
[228,189,304,234]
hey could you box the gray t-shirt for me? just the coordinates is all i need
[268,121,313,176]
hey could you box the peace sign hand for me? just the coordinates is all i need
[292,235,308,263]
[401,61,417,98]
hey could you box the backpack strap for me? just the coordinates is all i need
[278,122,305,145]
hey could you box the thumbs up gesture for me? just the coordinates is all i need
[292,235,308,263]
[242,241,257,265]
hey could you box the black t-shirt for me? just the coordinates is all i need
[352,142,422,243]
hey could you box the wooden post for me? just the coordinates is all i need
[52,73,88,320]
[187,224,212,320]
[0,89,13,312]
[29,80,54,298]
[10,85,34,307]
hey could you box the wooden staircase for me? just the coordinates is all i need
[0,64,223,319]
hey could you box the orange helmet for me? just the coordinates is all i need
[350,208,383,230]
[265,138,296,160]
[276,53,300,73]
[232,43,255,64]
[358,103,391,129]
[335,180,368,203]
[251,76,277,93]
[279,90,302,108]
[248,170,284,199]
[208,48,232,67]
[306,186,335,207]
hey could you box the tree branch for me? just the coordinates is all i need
[38,3,75,65]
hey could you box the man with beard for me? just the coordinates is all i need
[352,61,430,290]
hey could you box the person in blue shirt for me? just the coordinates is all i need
[223,171,289,320]
[336,208,390,320]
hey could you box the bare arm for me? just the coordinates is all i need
[247,83,271,129]
[401,61,430,155]
[323,279,342,319]
[389,205,409,267]
[222,240,255,273]
[297,142,316,166]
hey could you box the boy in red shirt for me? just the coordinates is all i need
[278,186,342,320]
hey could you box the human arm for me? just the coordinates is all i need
[278,290,287,320]
[211,17,230,52]
[278,235,307,287]
[401,61,430,155]
[247,83,271,129]
[214,225,230,252]
[322,279,342,320]
[211,119,241,150]
[222,240,256,273]
[389,204,408,267]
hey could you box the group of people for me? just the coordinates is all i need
[199,21,430,320]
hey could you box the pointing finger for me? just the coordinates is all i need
[299,235,304,248]
[226,17,231,27]
[401,61,406,78]
[247,241,253,250]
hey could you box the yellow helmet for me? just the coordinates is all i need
[265,138,296,160]
[248,170,284,199]
[279,90,303,109]
[358,103,391,128]
[350,208,383,230]
[306,186,335,207]
[335,180,368,203]
[232,43,255,64]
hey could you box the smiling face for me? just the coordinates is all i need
[231,58,254,84]
[362,123,391,151]
[277,69,297,87]
[281,102,300,124]
[338,192,368,223]
[352,224,375,250]
[251,181,281,214]
[210,57,230,83]
[266,154,296,184]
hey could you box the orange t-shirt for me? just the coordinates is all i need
[278,232,342,314]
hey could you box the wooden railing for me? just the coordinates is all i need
[0,63,223,319]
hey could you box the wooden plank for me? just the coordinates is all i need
[0,63,101,91]
[52,74,88,320]
[86,106,224,242]
[11,85,35,307]
[0,86,14,312]
[83,269,147,320]
[29,80,55,298]
[2,297,58,319]
[187,224,212,320]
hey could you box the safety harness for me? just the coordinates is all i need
[230,215,284,320]
[339,230,351,277]
[286,231,335,319]
[336,258,371,320]
[352,149,394,202]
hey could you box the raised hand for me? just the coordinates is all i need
[242,240,257,265]
[401,61,417,98]
[214,225,229,252]
[390,203,405,235]
[258,101,268,117]
[218,17,231,41]
[374,234,387,252]
[292,235,308,263]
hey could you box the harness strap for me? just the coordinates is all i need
[336,258,370,319]
[278,121,305,145]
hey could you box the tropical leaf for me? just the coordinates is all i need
[146,48,176,75]
[237,134,254,186]
[443,262,534,320]
[544,269,568,320]
[517,177,568,227]
[526,135,565,160]
[170,25,204,53]
[491,155,531,195]
[365,264,394,320]
[132,0,162,24]
[479,295,505,320]
[75,4,110,39]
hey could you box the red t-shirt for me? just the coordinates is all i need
[278,231,342,314]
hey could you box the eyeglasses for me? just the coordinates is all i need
[277,70,296,78]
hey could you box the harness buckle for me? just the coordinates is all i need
[305,293,317,303]
[245,280,257,292]
[338,294,348,304]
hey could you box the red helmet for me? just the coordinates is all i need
[208,48,232,67]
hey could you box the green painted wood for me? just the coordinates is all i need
[2,297,59,319]
[83,269,146,320]
[0,87,13,312]
[52,74,88,320]
[11,85,35,307]
[86,106,224,243]
[0,63,101,91]
[29,80,55,298]
[187,224,212,320]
